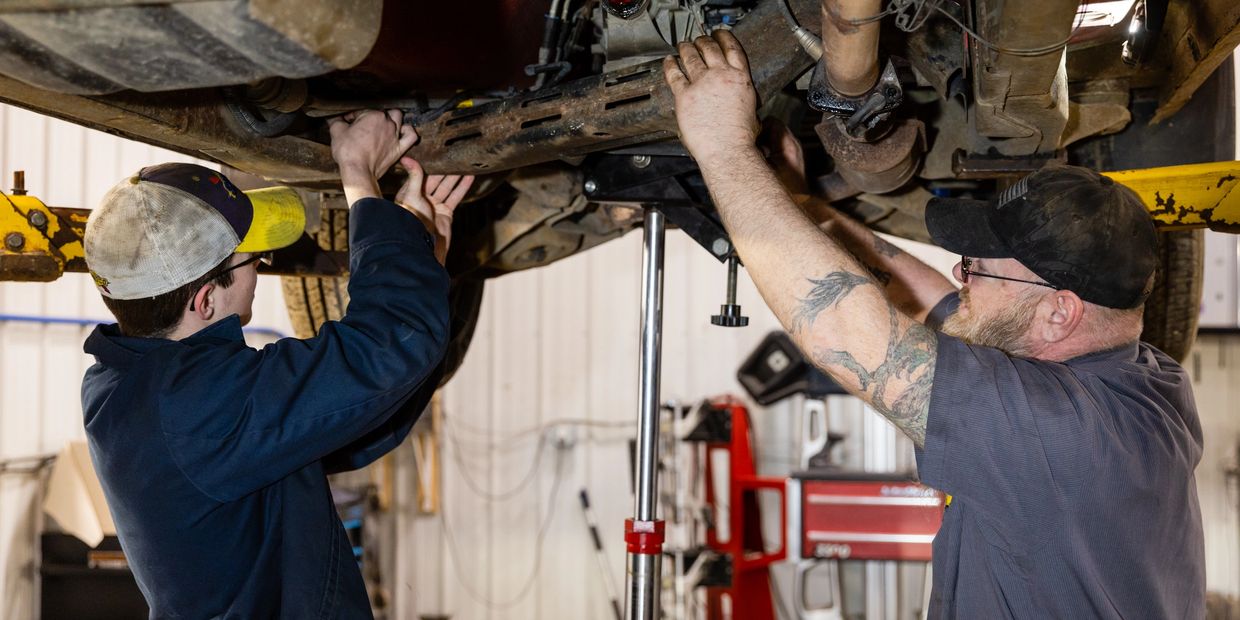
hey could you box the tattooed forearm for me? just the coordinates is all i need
[873,235,903,259]
[864,263,893,288]
[811,303,936,447]
[792,271,873,333]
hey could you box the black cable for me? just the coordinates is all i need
[438,446,567,610]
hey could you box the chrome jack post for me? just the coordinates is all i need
[626,208,666,620]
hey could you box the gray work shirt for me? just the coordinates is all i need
[917,295,1205,618]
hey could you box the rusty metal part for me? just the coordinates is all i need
[950,150,1066,179]
[449,164,638,276]
[905,11,966,101]
[1062,81,1132,148]
[0,81,337,185]
[808,59,903,139]
[1150,0,1240,123]
[820,0,882,97]
[968,0,1077,155]
[405,0,821,175]
[815,116,924,194]
[243,78,309,114]
[0,0,816,185]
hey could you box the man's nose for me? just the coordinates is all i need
[952,261,965,284]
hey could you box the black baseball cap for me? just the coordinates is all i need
[925,165,1157,309]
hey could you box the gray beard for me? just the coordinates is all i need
[941,290,1039,357]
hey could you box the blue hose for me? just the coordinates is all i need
[0,313,288,339]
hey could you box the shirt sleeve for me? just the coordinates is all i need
[160,198,450,502]
[321,363,442,474]
[916,333,1098,531]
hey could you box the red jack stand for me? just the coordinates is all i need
[698,398,787,620]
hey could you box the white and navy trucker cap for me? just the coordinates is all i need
[84,163,305,300]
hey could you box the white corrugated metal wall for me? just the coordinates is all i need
[0,55,1238,618]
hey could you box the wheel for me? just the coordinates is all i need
[1141,230,1204,362]
[1070,60,1234,362]
[281,207,484,384]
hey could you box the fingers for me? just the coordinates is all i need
[663,55,689,94]
[424,174,444,196]
[444,175,475,208]
[401,157,424,181]
[397,122,419,152]
[693,35,727,69]
[327,116,348,140]
[675,40,707,81]
[431,175,462,203]
[714,29,749,72]
[668,32,749,87]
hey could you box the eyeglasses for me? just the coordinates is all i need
[189,252,272,311]
[215,252,272,279]
[960,256,1058,290]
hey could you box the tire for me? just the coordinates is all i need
[1141,230,1204,362]
[281,207,484,384]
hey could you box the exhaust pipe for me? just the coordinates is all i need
[812,0,923,195]
[821,0,882,97]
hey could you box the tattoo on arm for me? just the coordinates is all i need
[864,263,893,288]
[793,271,936,447]
[792,271,873,333]
[873,236,903,259]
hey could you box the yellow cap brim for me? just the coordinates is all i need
[236,186,307,253]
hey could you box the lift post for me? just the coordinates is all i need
[626,208,667,620]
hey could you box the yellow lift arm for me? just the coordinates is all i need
[1103,161,1240,233]
[0,173,343,283]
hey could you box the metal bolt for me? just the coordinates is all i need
[11,171,25,196]
[27,210,48,230]
[711,238,731,256]
[584,179,598,194]
[5,232,24,251]
[631,155,652,169]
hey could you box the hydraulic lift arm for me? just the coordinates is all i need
[0,173,347,283]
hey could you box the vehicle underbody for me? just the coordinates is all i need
[0,0,1235,365]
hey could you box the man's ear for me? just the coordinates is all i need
[190,283,216,321]
[1042,290,1084,342]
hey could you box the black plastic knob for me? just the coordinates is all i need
[711,304,749,328]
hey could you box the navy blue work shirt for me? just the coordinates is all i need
[919,294,1205,618]
[82,198,448,619]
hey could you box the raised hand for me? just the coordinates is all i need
[328,109,419,205]
[663,30,760,166]
[394,157,475,265]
